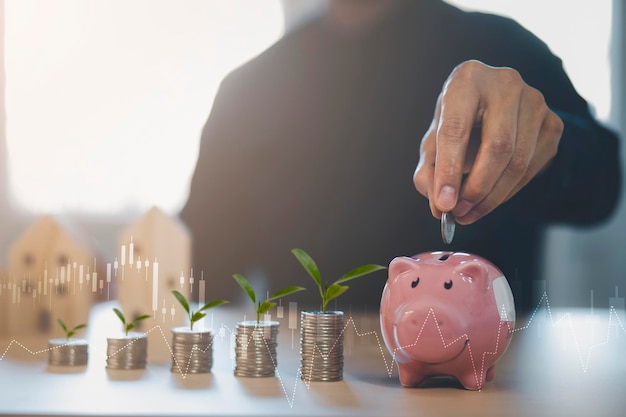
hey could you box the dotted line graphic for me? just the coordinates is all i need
[2,301,626,405]
[104,334,148,359]
[511,291,626,373]
[297,316,392,389]
[386,307,512,390]
[0,338,89,360]
[142,325,217,377]
[219,317,394,408]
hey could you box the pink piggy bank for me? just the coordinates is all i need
[380,251,515,390]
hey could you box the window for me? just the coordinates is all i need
[5,0,284,215]
[447,0,614,124]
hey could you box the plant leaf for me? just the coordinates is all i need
[67,331,75,339]
[133,314,151,324]
[113,308,126,325]
[334,264,387,284]
[71,324,87,333]
[126,323,135,334]
[232,274,256,304]
[57,319,67,332]
[191,311,207,323]
[266,286,306,302]
[291,248,322,288]
[324,283,349,309]
[198,299,228,312]
[258,301,277,316]
[172,290,190,315]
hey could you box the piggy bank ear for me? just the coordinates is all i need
[454,260,490,290]
[388,256,417,282]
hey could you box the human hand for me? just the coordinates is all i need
[413,60,563,225]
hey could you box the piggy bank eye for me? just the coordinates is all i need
[411,277,420,288]
[444,280,453,290]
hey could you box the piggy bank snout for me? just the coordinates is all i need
[396,306,450,329]
[394,306,467,364]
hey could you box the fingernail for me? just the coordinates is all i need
[453,199,473,218]
[437,185,456,211]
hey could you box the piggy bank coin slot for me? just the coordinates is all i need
[438,253,451,261]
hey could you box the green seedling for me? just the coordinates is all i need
[112,308,151,336]
[172,290,228,331]
[57,319,87,340]
[232,273,305,323]
[291,248,387,313]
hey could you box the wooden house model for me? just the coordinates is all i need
[4,215,98,339]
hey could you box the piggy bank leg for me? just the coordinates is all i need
[397,363,427,387]
[457,369,488,391]
[486,364,496,382]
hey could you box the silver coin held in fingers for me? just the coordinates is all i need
[441,211,456,244]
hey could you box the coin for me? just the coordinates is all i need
[441,211,455,244]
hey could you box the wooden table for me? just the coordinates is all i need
[1,301,625,417]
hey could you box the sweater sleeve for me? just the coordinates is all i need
[522,110,621,225]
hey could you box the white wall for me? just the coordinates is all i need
[4,0,283,216]
[545,0,625,309]
[0,0,285,267]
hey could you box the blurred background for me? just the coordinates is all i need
[0,0,624,309]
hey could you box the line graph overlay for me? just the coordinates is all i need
[512,291,626,373]
[0,338,89,360]
[384,307,512,390]
[1,294,626,407]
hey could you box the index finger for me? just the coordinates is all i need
[433,74,480,212]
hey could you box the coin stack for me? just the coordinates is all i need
[300,311,344,382]
[170,327,214,374]
[106,332,148,370]
[234,321,279,377]
[48,339,89,367]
